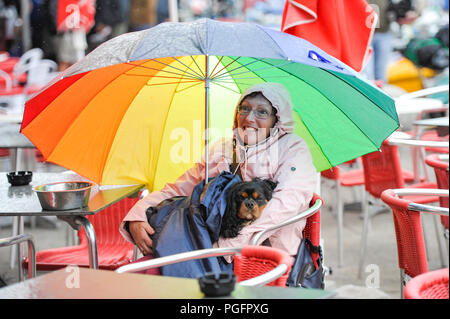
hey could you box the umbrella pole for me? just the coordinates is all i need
[205,55,210,184]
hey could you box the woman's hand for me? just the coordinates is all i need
[128,221,155,256]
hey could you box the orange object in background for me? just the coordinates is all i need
[387,57,437,93]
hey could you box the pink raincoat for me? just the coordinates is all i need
[120,82,317,261]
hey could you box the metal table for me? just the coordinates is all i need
[0,267,335,299]
[413,116,449,137]
[0,172,143,279]
[0,122,35,172]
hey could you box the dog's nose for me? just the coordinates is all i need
[245,201,255,210]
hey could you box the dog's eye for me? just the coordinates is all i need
[252,192,260,199]
[241,192,248,198]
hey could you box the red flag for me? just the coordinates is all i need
[281,0,376,72]
[57,0,96,33]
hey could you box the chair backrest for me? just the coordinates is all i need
[425,154,449,229]
[321,166,340,180]
[233,245,293,287]
[362,141,405,198]
[404,267,449,299]
[13,48,43,80]
[381,189,429,278]
[303,193,322,269]
[78,196,139,247]
[26,59,59,87]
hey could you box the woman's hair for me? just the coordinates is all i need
[241,91,278,116]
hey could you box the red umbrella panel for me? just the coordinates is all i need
[281,0,377,72]
[57,0,96,33]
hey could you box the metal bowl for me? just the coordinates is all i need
[34,181,95,211]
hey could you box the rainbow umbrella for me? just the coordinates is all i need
[21,19,398,190]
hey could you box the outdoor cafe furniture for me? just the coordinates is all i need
[21,196,139,273]
[0,122,35,172]
[413,116,449,141]
[388,135,449,184]
[0,171,143,281]
[357,140,440,279]
[321,132,419,268]
[0,233,36,280]
[404,267,449,299]
[425,154,449,237]
[380,188,449,298]
[0,266,335,299]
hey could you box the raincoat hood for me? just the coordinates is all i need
[233,82,296,134]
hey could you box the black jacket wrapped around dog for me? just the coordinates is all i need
[145,171,240,278]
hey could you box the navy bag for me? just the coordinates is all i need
[146,172,241,278]
[286,238,325,289]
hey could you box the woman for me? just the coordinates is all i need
[120,82,317,263]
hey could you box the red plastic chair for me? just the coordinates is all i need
[23,196,139,271]
[358,140,439,278]
[117,194,323,288]
[321,159,417,267]
[380,188,449,298]
[404,267,449,299]
[425,154,449,220]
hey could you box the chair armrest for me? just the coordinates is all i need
[0,69,12,91]
[391,188,449,217]
[249,198,323,246]
[0,233,36,279]
[116,247,241,274]
[396,85,449,100]
[388,138,449,149]
[115,246,289,287]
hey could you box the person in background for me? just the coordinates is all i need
[364,0,418,83]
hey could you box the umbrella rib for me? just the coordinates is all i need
[171,57,205,79]
[209,56,241,79]
[124,73,202,81]
[144,80,201,87]
[212,75,292,81]
[210,81,242,94]
[148,58,204,80]
[189,56,206,78]
[212,58,266,79]
[208,56,224,78]
[175,81,204,93]
[213,60,295,80]
[125,62,201,80]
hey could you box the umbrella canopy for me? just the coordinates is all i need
[21,19,398,190]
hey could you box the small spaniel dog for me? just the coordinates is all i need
[220,178,277,238]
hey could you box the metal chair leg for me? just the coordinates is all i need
[1,233,36,281]
[433,214,448,268]
[336,181,344,267]
[358,192,370,279]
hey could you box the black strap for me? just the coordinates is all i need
[230,143,243,180]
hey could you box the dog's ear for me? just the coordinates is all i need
[261,179,277,200]
[263,179,277,191]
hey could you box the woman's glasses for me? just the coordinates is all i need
[237,105,274,120]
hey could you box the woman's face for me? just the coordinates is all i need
[236,94,277,145]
